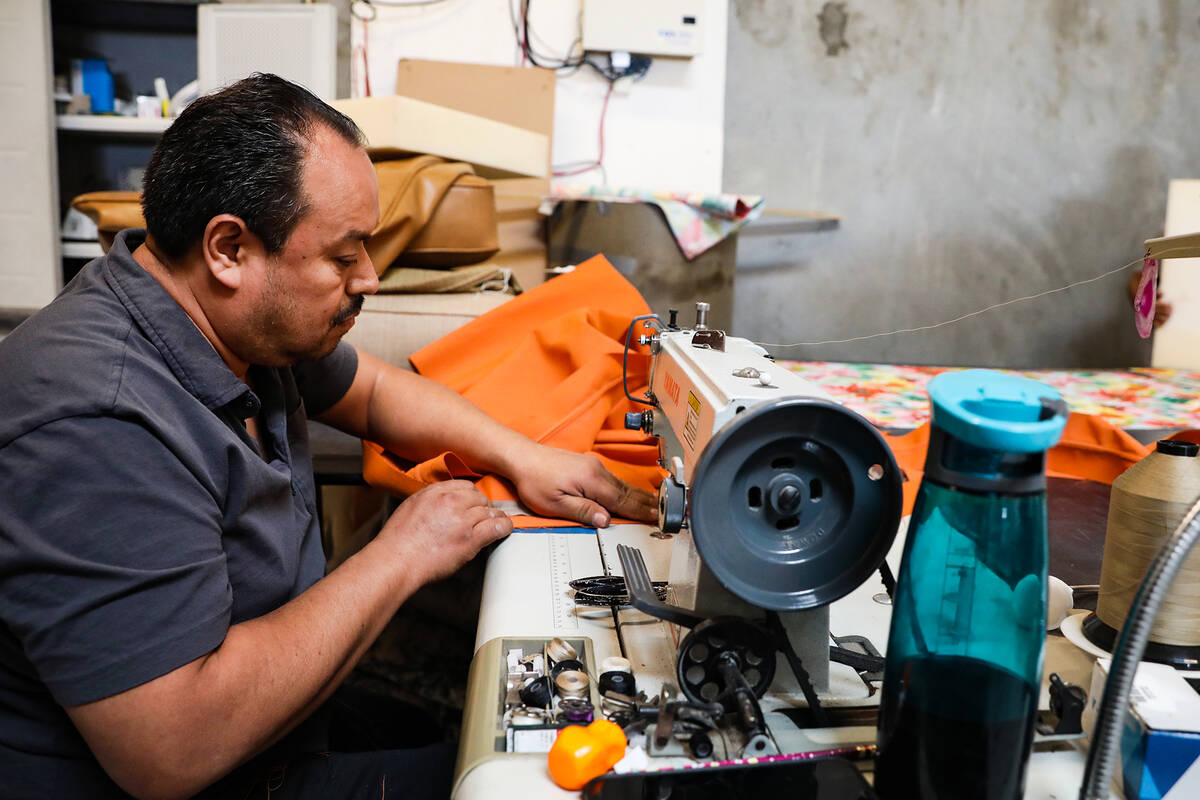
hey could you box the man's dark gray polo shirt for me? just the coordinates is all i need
[0,230,358,797]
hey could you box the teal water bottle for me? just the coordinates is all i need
[875,370,1067,800]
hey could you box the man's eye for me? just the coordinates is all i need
[336,257,357,269]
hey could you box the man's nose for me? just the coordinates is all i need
[349,248,379,296]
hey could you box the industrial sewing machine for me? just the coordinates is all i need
[451,302,906,798]
[615,303,904,735]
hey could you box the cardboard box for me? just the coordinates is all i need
[344,291,512,370]
[1083,659,1200,799]
[330,95,549,180]
[394,59,555,146]
[474,178,547,291]
[391,59,556,289]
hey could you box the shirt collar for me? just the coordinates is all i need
[102,229,261,417]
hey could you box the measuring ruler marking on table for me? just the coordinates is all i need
[548,533,580,631]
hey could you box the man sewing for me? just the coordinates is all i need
[0,74,656,799]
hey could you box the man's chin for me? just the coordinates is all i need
[283,334,345,365]
[312,335,345,361]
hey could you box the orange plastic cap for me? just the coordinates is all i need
[547,718,628,790]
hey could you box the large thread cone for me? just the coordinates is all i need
[1097,444,1200,646]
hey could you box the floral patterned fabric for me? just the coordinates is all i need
[550,183,765,259]
[781,362,1200,430]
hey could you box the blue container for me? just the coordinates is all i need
[79,59,114,114]
[875,370,1068,800]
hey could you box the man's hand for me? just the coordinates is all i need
[511,446,658,528]
[378,480,513,583]
[66,481,511,800]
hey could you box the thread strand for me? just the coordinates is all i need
[757,256,1147,349]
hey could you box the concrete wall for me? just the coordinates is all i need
[725,1,1200,368]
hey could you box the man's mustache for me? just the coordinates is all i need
[331,295,365,327]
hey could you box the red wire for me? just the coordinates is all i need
[552,81,614,178]
[520,0,528,67]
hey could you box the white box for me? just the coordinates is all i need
[198,4,337,100]
[582,0,703,57]
[1083,659,1200,799]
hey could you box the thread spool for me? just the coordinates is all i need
[597,656,636,697]
[551,658,585,680]
[600,656,632,674]
[1083,440,1200,668]
[519,675,554,709]
[547,638,578,663]
[598,670,636,697]
[557,697,595,724]
[555,670,591,700]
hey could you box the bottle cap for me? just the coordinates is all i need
[1156,439,1199,457]
[928,369,1067,453]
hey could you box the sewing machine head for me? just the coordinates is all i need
[613,303,904,747]
[626,303,903,615]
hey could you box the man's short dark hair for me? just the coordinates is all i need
[141,73,366,263]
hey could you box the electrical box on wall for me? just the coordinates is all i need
[582,0,703,58]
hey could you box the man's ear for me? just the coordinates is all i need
[201,215,256,291]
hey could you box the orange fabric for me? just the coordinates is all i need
[362,254,1199,525]
[882,413,1178,515]
[1047,413,1151,485]
[409,255,651,391]
[880,424,930,516]
[361,443,480,498]
[361,255,665,526]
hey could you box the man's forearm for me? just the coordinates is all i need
[371,370,538,477]
[67,535,422,800]
[323,350,539,480]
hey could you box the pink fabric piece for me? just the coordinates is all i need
[1134,257,1158,339]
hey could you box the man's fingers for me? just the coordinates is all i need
[566,468,657,526]
[475,508,513,541]
[555,494,612,529]
[428,480,493,509]
[599,472,658,524]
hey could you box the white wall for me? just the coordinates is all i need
[350,0,727,193]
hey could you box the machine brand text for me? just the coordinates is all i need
[663,371,682,406]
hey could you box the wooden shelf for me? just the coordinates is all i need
[56,115,171,136]
[61,240,104,259]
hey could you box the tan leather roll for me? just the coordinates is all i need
[396,173,498,268]
[367,156,499,275]
[70,155,501,271]
[71,191,145,252]
[71,190,146,231]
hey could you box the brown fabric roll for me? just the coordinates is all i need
[71,191,144,252]
[367,156,498,275]
[70,156,501,271]
[71,191,145,230]
[395,173,499,268]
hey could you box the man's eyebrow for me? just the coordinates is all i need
[342,229,372,243]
